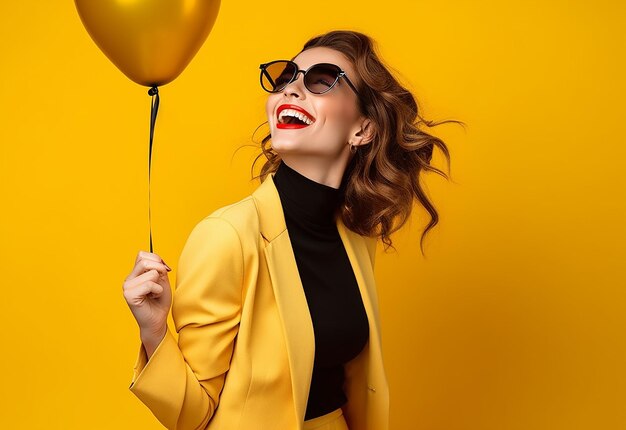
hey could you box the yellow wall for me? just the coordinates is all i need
[1,1,624,428]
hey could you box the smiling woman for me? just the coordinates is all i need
[124,29,463,430]
[254,31,464,255]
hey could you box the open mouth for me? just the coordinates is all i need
[276,107,315,129]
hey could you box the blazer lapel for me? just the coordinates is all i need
[338,220,390,429]
[251,172,386,428]
[252,173,314,427]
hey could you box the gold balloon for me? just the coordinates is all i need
[75,0,221,87]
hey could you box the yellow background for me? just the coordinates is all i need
[1,1,624,429]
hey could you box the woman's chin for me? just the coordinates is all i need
[270,139,307,154]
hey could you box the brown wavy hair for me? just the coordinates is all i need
[249,30,464,256]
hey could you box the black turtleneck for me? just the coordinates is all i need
[272,159,370,421]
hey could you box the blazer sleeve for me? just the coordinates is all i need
[129,216,244,430]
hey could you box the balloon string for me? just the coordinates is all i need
[148,86,160,253]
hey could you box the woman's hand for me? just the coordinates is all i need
[123,251,172,347]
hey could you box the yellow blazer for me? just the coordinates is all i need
[129,171,389,430]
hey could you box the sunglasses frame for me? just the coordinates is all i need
[259,60,361,97]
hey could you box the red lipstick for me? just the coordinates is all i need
[276,104,315,130]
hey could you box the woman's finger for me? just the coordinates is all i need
[123,269,167,290]
[124,280,165,306]
[138,280,164,298]
[126,257,171,281]
[135,250,163,264]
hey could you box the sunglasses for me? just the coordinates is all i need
[259,60,360,97]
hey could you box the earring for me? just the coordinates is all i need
[349,142,357,153]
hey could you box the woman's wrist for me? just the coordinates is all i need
[140,325,167,359]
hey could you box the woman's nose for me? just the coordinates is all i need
[282,71,305,97]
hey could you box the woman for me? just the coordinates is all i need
[123,30,458,430]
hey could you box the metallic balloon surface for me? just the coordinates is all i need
[75,0,220,87]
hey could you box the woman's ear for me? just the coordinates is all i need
[350,118,375,147]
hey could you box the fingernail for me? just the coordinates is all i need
[162,260,172,271]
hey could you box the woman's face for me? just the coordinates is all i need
[265,46,368,160]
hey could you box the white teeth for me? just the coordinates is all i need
[278,109,314,125]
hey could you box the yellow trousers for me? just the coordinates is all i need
[303,408,349,430]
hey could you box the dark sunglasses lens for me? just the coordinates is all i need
[305,64,340,93]
[261,61,296,92]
